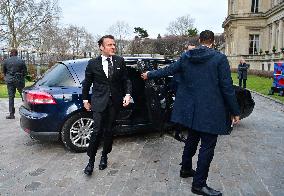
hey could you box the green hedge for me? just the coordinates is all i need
[231,68,273,78]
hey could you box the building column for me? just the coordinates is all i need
[278,19,283,51]
[271,21,277,51]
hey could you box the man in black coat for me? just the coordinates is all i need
[142,30,240,196]
[3,49,27,119]
[237,58,250,88]
[82,35,132,175]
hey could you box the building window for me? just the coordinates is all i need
[251,0,259,13]
[249,34,259,55]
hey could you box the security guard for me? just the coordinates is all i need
[3,49,27,119]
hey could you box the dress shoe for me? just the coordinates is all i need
[192,185,222,196]
[6,114,15,119]
[99,156,108,170]
[180,168,196,178]
[84,163,94,175]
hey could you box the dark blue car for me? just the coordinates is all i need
[19,57,255,152]
[19,57,178,152]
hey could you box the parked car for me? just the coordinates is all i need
[19,57,255,152]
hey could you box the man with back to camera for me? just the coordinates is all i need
[141,30,240,196]
[82,35,132,175]
[2,49,27,119]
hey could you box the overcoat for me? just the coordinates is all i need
[148,46,240,135]
[3,56,27,84]
[237,63,249,80]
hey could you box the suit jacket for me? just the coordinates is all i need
[3,56,27,84]
[82,55,132,112]
[148,46,240,135]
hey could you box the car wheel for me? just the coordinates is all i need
[61,112,93,152]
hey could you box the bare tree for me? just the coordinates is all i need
[214,33,225,50]
[128,36,142,55]
[27,22,97,63]
[64,25,90,57]
[52,28,71,60]
[0,0,60,48]
[166,15,195,36]
[153,35,198,57]
[33,21,59,53]
[82,32,96,57]
[107,21,131,55]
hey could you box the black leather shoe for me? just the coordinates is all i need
[99,156,108,170]
[180,168,196,178]
[84,163,94,175]
[6,114,15,119]
[192,185,222,196]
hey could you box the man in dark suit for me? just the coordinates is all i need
[237,58,250,88]
[82,35,132,175]
[141,30,240,196]
[3,49,27,119]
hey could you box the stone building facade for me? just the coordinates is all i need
[223,0,284,71]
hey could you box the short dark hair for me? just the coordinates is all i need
[199,30,214,45]
[10,48,18,56]
[98,35,115,47]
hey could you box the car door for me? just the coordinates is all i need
[144,78,169,131]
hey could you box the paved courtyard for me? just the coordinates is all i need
[0,93,283,196]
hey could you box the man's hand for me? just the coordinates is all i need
[84,102,91,111]
[141,71,149,80]
[231,115,240,125]
[123,95,131,107]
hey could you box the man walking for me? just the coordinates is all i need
[141,30,240,196]
[82,35,132,175]
[3,49,27,119]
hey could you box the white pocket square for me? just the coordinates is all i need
[116,67,120,69]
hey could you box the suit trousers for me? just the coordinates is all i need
[87,97,117,161]
[181,129,218,187]
[7,81,24,114]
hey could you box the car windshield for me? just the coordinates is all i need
[36,63,77,87]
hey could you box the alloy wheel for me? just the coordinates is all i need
[69,117,94,148]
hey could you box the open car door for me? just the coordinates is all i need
[144,79,168,131]
[137,60,169,131]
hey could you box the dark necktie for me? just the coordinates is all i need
[106,57,113,78]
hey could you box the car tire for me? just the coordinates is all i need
[61,112,93,153]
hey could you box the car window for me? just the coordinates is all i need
[36,63,77,87]
[70,61,87,84]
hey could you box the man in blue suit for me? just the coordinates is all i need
[141,30,240,196]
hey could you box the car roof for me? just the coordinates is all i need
[58,58,91,66]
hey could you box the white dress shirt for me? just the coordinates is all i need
[101,55,112,78]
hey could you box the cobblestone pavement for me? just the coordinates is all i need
[0,93,283,196]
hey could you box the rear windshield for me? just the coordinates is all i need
[36,63,77,87]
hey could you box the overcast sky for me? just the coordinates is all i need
[58,0,228,38]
